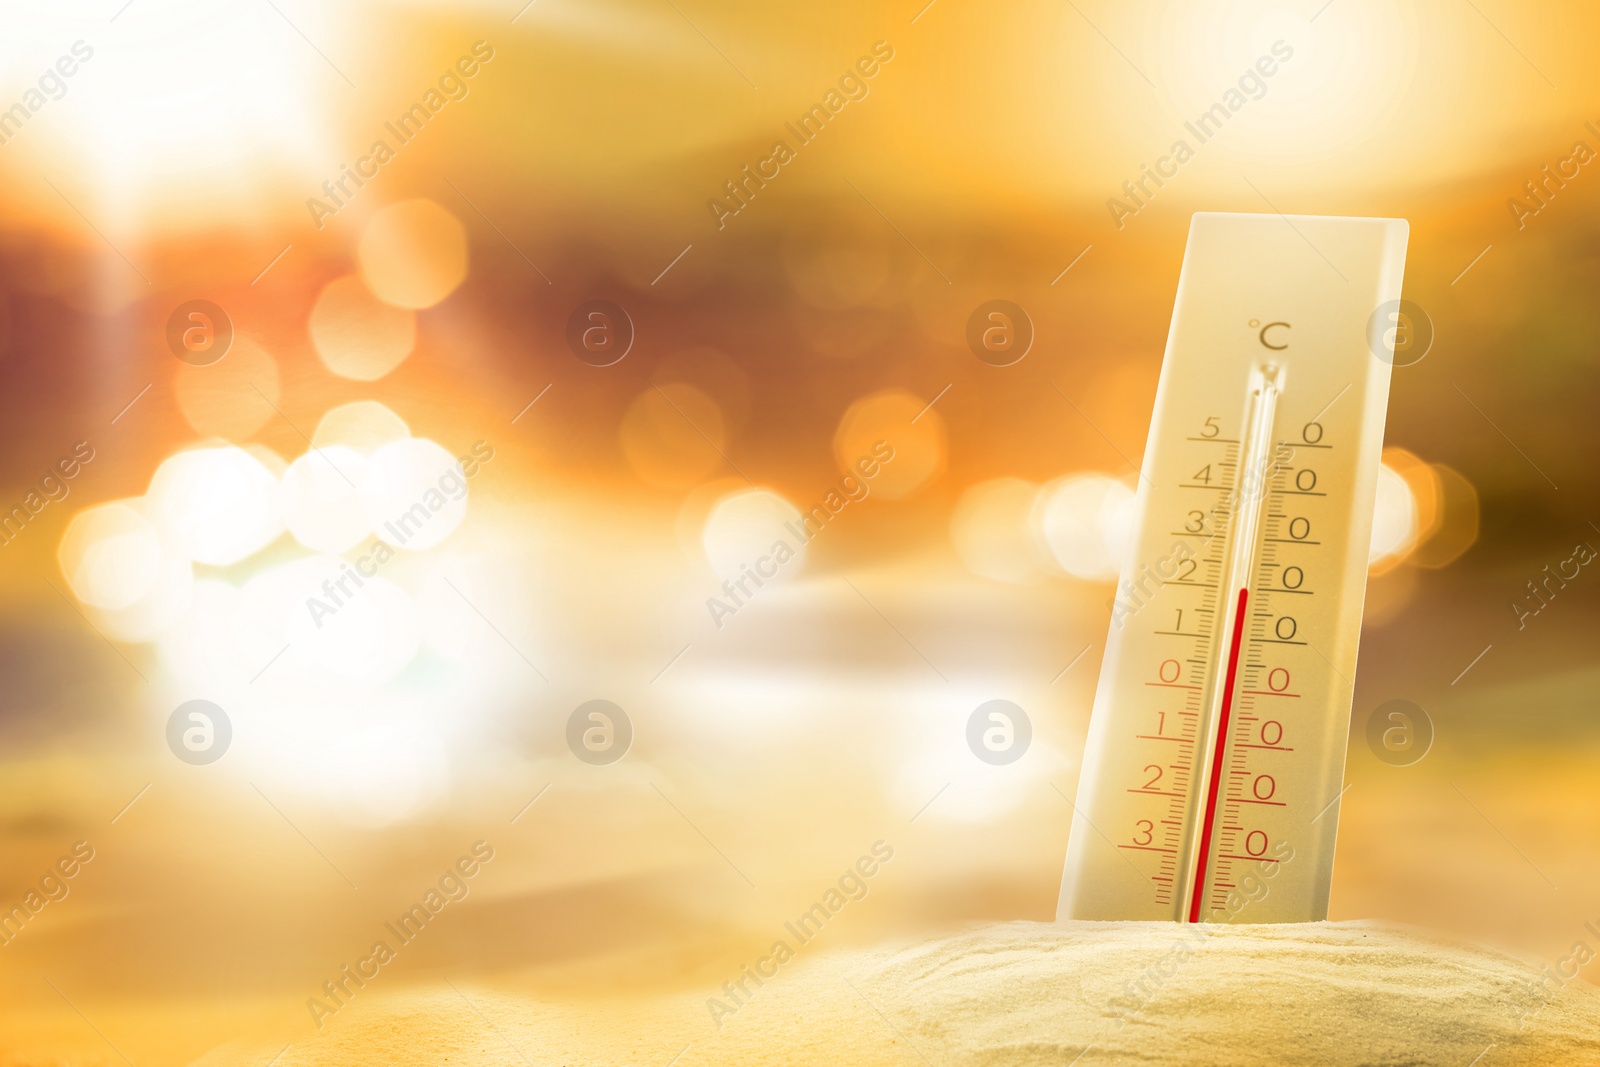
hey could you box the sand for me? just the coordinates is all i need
[189,921,1600,1066]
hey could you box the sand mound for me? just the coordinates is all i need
[192,921,1600,1066]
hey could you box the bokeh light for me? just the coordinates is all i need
[833,389,945,500]
[313,399,412,455]
[701,488,805,584]
[280,446,372,553]
[652,348,753,432]
[620,383,727,489]
[147,445,283,565]
[1409,463,1480,569]
[91,544,194,644]
[358,198,470,309]
[951,478,1043,584]
[359,437,469,551]
[308,274,417,381]
[58,500,164,609]
[1033,474,1136,581]
[1369,461,1419,571]
[1383,449,1439,547]
[172,335,280,440]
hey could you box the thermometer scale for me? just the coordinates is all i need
[1058,212,1410,923]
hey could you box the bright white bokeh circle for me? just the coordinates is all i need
[951,478,1042,584]
[1369,462,1419,566]
[280,446,371,553]
[701,488,805,584]
[58,501,164,609]
[359,438,468,551]
[1034,474,1136,581]
[147,446,283,565]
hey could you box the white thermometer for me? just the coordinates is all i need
[1058,212,1410,923]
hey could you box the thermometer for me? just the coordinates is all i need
[1058,212,1409,923]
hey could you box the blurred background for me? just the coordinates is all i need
[0,0,1596,1062]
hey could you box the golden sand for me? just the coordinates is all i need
[187,921,1600,1066]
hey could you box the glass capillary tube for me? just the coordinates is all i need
[1179,362,1284,923]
